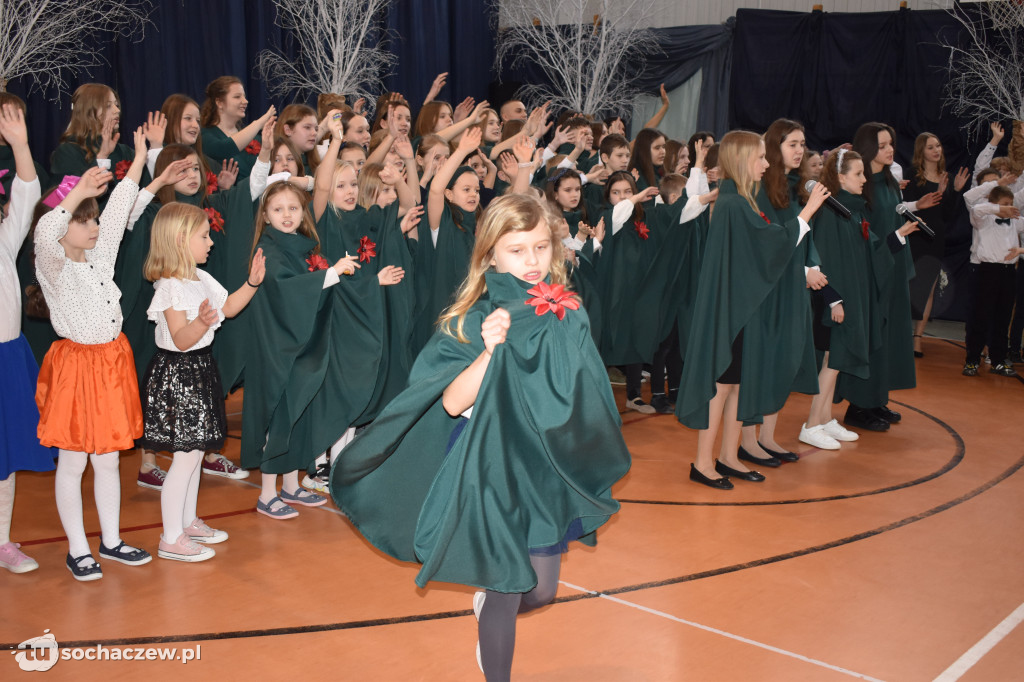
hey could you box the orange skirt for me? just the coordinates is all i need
[36,333,143,454]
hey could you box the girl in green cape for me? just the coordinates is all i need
[151,94,238,192]
[628,128,667,191]
[199,76,275,182]
[274,104,322,177]
[330,193,630,681]
[676,131,829,490]
[800,149,918,450]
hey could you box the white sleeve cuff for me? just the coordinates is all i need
[323,268,340,289]
[895,231,907,245]
[796,216,811,245]
[96,158,111,169]
[829,300,843,308]
[679,195,707,223]
[542,147,556,163]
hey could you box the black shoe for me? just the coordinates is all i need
[689,464,733,490]
[843,406,890,432]
[991,363,1018,377]
[872,405,901,423]
[66,553,102,582]
[667,388,679,404]
[715,460,765,482]
[650,394,674,414]
[962,362,979,376]
[98,541,152,566]
[757,443,800,462]
[737,445,781,468]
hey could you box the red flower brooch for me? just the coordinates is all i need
[204,207,225,233]
[758,211,770,223]
[634,220,650,240]
[206,170,219,193]
[306,252,330,271]
[245,139,261,156]
[861,219,870,241]
[114,160,131,180]
[357,235,377,263]
[525,282,580,321]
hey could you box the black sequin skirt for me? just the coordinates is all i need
[141,346,226,453]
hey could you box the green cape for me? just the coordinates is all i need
[331,271,630,593]
[200,127,257,180]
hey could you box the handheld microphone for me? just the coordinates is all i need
[895,204,936,238]
[805,180,851,219]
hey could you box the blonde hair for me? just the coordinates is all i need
[330,160,360,213]
[438,193,569,342]
[357,163,391,209]
[252,182,319,257]
[718,130,764,212]
[144,203,209,282]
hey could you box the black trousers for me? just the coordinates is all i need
[650,323,681,397]
[965,262,1016,365]
[1007,263,1024,353]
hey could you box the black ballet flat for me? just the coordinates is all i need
[872,405,901,423]
[689,464,734,490]
[715,460,766,482]
[757,443,799,462]
[737,446,781,468]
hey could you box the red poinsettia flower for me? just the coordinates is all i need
[306,252,330,271]
[357,235,377,263]
[245,139,261,156]
[634,220,650,240]
[114,160,131,180]
[206,170,219,193]
[204,207,225,233]
[861,219,870,241]
[758,211,770,223]
[525,281,580,321]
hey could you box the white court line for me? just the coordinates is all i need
[559,580,887,682]
[932,601,1024,682]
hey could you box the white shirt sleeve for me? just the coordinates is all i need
[0,176,41,258]
[679,195,708,224]
[964,180,997,208]
[322,267,340,289]
[542,147,556,164]
[127,189,156,232]
[894,231,907,245]
[685,170,702,198]
[249,159,272,201]
[146,147,161,178]
[611,200,635,235]
[796,216,811,246]
[973,144,997,187]
[95,158,111,170]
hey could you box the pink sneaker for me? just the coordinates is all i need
[137,465,167,490]
[158,533,215,562]
[0,542,39,573]
[184,518,229,544]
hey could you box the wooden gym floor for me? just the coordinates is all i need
[2,336,1022,681]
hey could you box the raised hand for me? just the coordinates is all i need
[457,126,483,154]
[998,173,1019,187]
[425,72,448,104]
[997,204,1021,219]
[401,205,424,234]
[550,125,571,149]
[593,216,606,242]
[586,165,609,185]
[377,265,405,286]
[0,104,29,148]
[76,167,114,198]
[631,186,660,204]
[98,116,120,159]
[144,111,167,148]
[258,105,277,126]
[498,151,519,181]
[155,158,193,188]
[990,122,1005,145]
[937,172,949,195]
[393,134,414,160]
[262,115,278,147]
[470,99,490,123]
[248,248,266,285]
[453,97,475,123]
[916,191,942,210]
[132,126,147,161]
[218,159,239,190]
[512,135,534,164]
[694,138,708,170]
[378,164,399,185]
[352,98,366,115]
[953,166,970,192]
[576,221,593,239]
[630,168,640,182]
[480,307,510,354]
[659,83,669,106]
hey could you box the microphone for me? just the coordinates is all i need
[805,180,851,219]
[895,204,936,237]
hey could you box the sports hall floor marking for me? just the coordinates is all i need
[558,579,887,682]
[932,601,1024,682]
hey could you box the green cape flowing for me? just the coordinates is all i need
[239,227,384,473]
[675,179,801,430]
[331,271,630,593]
[200,127,257,180]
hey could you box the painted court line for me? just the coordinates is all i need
[559,580,886,682]
[932,601,1024,682]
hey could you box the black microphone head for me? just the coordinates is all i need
[804,180,817,192]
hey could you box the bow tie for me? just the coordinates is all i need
[995,218,1012,225]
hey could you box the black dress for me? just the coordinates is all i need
[901,173,961,320]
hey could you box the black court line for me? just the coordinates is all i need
[4,451,1020,651]
[617,399,964,507]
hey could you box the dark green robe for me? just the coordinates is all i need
[240,227,385,473]
[200,127,257,180]
[49,141,149,206]
[114,201,160,387]
[675,179,802,430]
[331,271,630,593]
[834,172,916,407]
[736,178,820,424]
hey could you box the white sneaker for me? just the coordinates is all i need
[301,474,329,493]
[625,398,656,414]
[473,591,485,621]
[799,423,841,450]
[821,418,859,442]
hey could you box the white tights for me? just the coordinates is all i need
[55,449,122,557]
[160,450,204,542]
[0,474,14,545]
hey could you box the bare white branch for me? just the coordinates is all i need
[493,0,665,117]
[941,3,1024,135]
[0,0,151,96]
[256,0,398,111]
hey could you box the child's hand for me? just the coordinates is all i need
[630,168,640,182]
[393,134,414,160]
[132,127,147,161]
[806,268,828,290]
[144,111,167,148]
[576,221,593,239]
[898,179,909,191]
[218,159,239,190]
[897,220,919,237]
[76,167,113,197]
[997,204,1021,219]
[694,139,708,170]
[631,186,660,204]
[550,125,571,149]
[401,204,424,234]
[98,116,120,159]
[1005,247,1023,262]
[990,122,1005,144]
[953,166,970,192]
[593,216,606,242]
[333,253,361,276]
[699,188,719,205]
[379,164,399,185]
[498,151,519,182]
[553,218,570,240]
[196,299,219,328]
[262,115,278,147]
[831,303,845,323]
[377,265,405,286]
[998,173,1019,187]
[155,158,192,188]
[258,105,277,125]
[426,72,448,104]
[659,82,669,106]
[249,248,266,285]
[512,135,534,164]
[458,126,482,154]
[608,118,625,136]
[586,165,609,185]
[0,104,29,148]
[352,98,366,115]
[916,191,942,210]
[804,181,831,214]
[480,308,510,355]
[470,99,490,124]
[453,97,475,123]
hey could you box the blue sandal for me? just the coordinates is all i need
[280,487,328,507]
[66,553,103,582]
[99,541,153,566]
[256,496,299,519]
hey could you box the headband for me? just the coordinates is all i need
[546,167,574,185]
[835,148,847,172]
[42,175,81,209]
[446,165,477,191]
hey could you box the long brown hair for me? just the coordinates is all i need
[851,122,898,210]
[911,132,945,187]
[628,128,666,188]
[763,119,804,209]
[155,145,207,206]
[252,182,319,258]
[414,101,452,138]
[200,76,242,128]
[160,93,211,177]
[438,193,568,342]
[275,104,321,173]
[819,149,862,196]
[59,84,119,160]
